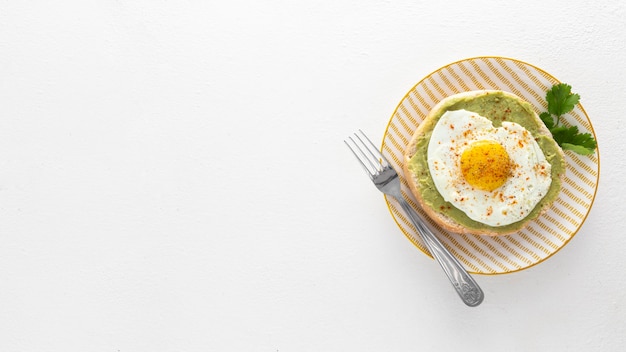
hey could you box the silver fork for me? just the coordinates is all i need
[345,130,484,307]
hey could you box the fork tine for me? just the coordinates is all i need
[344,137,376,178]
[350,134,382,173]
[355,130,390,168]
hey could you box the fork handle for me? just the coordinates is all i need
[397,199,484,307]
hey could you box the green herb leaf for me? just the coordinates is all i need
[546,83,580,117]
[539,112,554,129]
[539,83,595,155]
[560,143,596,155]
[550,125,597,155]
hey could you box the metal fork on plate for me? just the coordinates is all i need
[345,130,484,307]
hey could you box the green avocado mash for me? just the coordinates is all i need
[406,91,566,233]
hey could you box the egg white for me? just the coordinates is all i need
[427,109,552,227]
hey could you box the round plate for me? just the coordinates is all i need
[382,56,600,275]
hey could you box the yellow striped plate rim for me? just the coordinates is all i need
[382,56,600,275]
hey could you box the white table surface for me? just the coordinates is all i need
[1,1,625,351]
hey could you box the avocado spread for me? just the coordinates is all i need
[406,91,566,233]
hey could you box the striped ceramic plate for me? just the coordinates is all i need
[382,56,599,275]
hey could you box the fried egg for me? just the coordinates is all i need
[427,109,552,226]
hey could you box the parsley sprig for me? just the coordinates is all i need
[539,83,596,155]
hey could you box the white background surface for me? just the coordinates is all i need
[1,1,625,351]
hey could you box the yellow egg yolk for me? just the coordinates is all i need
[460,140,511,192]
